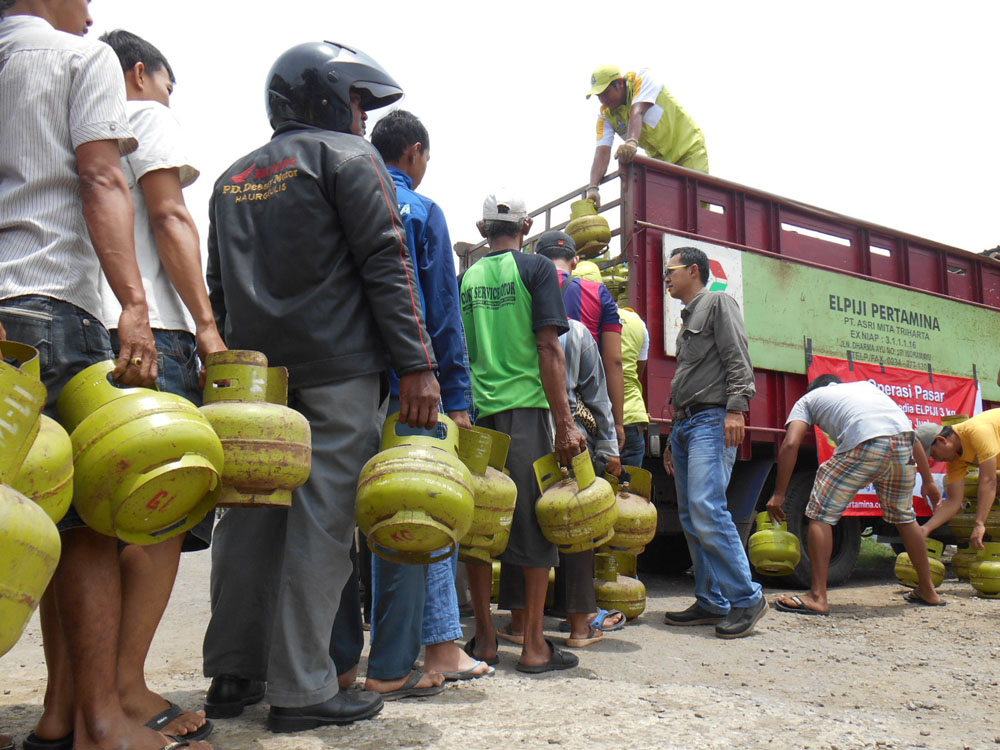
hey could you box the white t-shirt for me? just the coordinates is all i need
[786,381,913,454]
[597,67,666,147]
[0,15,136,319]
[99,100,198,333]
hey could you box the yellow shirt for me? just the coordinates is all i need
[619,307,649,426]
[946,408,1000,484]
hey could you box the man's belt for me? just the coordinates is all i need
[674,402,726,420]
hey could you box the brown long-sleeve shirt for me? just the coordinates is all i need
[671,288,755,415]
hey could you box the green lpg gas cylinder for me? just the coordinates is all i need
[357,413,474,565]
[457,426,517,565]
[534,450,617,554]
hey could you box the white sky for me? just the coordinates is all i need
[89,0,999,256]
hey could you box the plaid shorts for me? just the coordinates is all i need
[807,431,916,525]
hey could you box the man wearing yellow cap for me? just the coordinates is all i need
[586,65,708,208]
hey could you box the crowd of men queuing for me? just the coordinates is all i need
[2,2,998,749]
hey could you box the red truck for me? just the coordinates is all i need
[458,156,1000,585]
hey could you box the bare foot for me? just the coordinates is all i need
[73,719,212,750]
[775,593,829,614]
[1,731,13,750]
[364,670,444,694]
[424,641,491,676]
[338,665,358,689]
[121,689,207,738]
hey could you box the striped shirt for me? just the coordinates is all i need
[0,15,136,319]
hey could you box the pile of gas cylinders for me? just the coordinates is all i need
[947,467,1000,598]
[535,454,656,620]
[0,343,311,657]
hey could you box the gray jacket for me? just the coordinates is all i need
[560,319,618,459]
[672,289,755,415]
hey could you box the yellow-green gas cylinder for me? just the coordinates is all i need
[748,511,802,577]
[0,483,60,657]
[594,572,645,620]
[601,467,656,555]
[951,545,976,581]
[11,415,73,524]
[357,413,474,565]
[457,426,517,565]
[894,538,946,588]
[970,543,1000,599]
[0,341,47,484]
[58,360,224,544]
[200,353,311,508]
[565,199,611,259]
[534,450,617,554]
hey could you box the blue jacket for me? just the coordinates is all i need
[387,166,470,413]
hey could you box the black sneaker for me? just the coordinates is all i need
[715,596,768,639]
[663,601,726,626]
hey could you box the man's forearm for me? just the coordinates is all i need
[151,210,216,330]
[922,495,963,534]
[81,172,145,311]
[601,348,625,428]
[976,478,997,524]
[772,442,799,498]
[589,146,612,187]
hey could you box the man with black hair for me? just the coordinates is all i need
[96,27,224,742]
[459,194,586,673]
[0,3,199,750]
[767,376,942,613]
[358,109,486,696]
[660,246,764,639]
[201,41,439,733]
[915,408,1000,549]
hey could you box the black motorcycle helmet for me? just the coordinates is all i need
[266,41,403,133]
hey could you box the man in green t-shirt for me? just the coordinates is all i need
[459,193,587,674]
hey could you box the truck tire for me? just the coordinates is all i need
[780,471,862,589]
[639,533,692,575]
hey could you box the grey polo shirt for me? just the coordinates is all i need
[787,381,913,454]
[0,15,136,319]
[671,288,755,415]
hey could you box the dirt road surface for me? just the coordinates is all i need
[2,548,998,750]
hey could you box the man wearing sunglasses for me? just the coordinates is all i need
[660,246,764,639]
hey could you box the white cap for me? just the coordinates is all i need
[483,193,527,223]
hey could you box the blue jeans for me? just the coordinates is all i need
[671,408,761,613]
[621,423,646,468]
[0,294,112,418]
[0,295,113,532]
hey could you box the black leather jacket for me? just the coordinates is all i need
[206,123,436,388]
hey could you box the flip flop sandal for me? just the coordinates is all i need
[515,639,580,674]
[463,635,499,666]
[774,595,829,616]
[565,626,603,648]
[496,625,524,645]
[20,732,73,750]
[903,591,946,606]
[440,660,495,681]
[557,608,626,633]
[380,669,446,701]
[145,702,213,742]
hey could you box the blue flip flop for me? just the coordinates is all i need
[559,608,626,633]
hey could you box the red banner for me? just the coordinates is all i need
[806,355,981,516]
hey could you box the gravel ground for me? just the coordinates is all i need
[2,547,998,750]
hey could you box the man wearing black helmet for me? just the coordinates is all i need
[200,41,440,733]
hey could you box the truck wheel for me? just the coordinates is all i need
[639,533,692,575]
[780,472,862,588]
